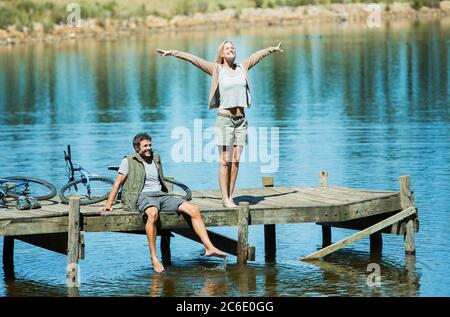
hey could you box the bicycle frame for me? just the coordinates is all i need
[0,178,29,196]
[64,145,101,198]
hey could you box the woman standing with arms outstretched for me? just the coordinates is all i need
[156,41,283,208]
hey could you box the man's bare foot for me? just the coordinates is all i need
[151,257,165,273]
[204,247,227,258]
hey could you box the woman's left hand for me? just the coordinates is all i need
[273,43,284,53]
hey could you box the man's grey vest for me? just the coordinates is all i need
[121,152,168,212]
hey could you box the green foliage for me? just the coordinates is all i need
[0,6,15,29]
[412,0,424,9]
[266,0,276,8]
[218,2,227,10]
[196,0,209,13]
[255,0,264,7]
[0,0,445,33]
[174,0,195,16]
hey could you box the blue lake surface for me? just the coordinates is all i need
[0,18,449,296]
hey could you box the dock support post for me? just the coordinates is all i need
[404,220,416,255]
[237,202,250,265]
[370,232,383,253]
[400,176,416,255]
[2,237,14,279]
[67,196,80,288]
[262,176,276,262]
[320,171,332,247]
[160,230,172,266]
[320,171,328,188]
[322,226,332,248]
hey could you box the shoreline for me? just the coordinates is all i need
[1,2,449,46]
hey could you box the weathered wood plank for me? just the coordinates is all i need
[318,211,400,234]
[67,197,80,288]
[237,202,250,265]
[320,171,328,188]
[301,206,416,260]
[330,185,397,195]
[296,187,354,204]
[2,194,403,235]
[404,219,416,255]
[262,176,274,187]
[399,176,412,209]
[325,186,393,199]
[261,187,328,206]
[261,188,327,207]
[0,217,69,236]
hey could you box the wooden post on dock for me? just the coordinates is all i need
[400,176,415,255]
[237,202,250,265]
[368,170,383,253]
[67,197,80,288]
[320,171,328,188]
[320,171,332,247]
[2,237,14,279]
[370,232,383,253]
[262,176,276,262]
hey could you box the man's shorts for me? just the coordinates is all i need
[215,115,248,146]
[137,191,186,224]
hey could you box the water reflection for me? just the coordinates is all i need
[306,250,420,296]
[1,19,448,127]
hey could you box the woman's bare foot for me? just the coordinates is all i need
[204,247,227,258]
[222,198,238,208]
[151,257,165,273]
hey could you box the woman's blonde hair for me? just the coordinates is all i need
[216,40,233,64]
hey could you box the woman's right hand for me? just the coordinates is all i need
[156,48,173,56]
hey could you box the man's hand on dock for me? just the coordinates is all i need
[101,205,113,213]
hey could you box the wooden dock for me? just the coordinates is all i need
[1,172,419,287]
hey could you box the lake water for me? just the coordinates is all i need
[0,17,449,296]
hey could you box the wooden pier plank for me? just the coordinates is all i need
[275,188,343,206]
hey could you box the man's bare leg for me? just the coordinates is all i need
[178,202,227,258]
[145,207,165,273]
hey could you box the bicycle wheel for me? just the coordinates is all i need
[59,176,114,205]
[3,176,57,200]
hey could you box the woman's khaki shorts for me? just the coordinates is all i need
[215,115,248,146]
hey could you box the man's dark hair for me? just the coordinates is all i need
[133,133,152,152]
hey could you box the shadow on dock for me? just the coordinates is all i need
[234,191,298,205]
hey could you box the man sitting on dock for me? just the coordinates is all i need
[102,132,226,273]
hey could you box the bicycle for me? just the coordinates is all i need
[59,145,114,205]
[0,176,57,202]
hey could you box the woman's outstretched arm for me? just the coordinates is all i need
[156,49,215,76]
[241,43,284,71]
